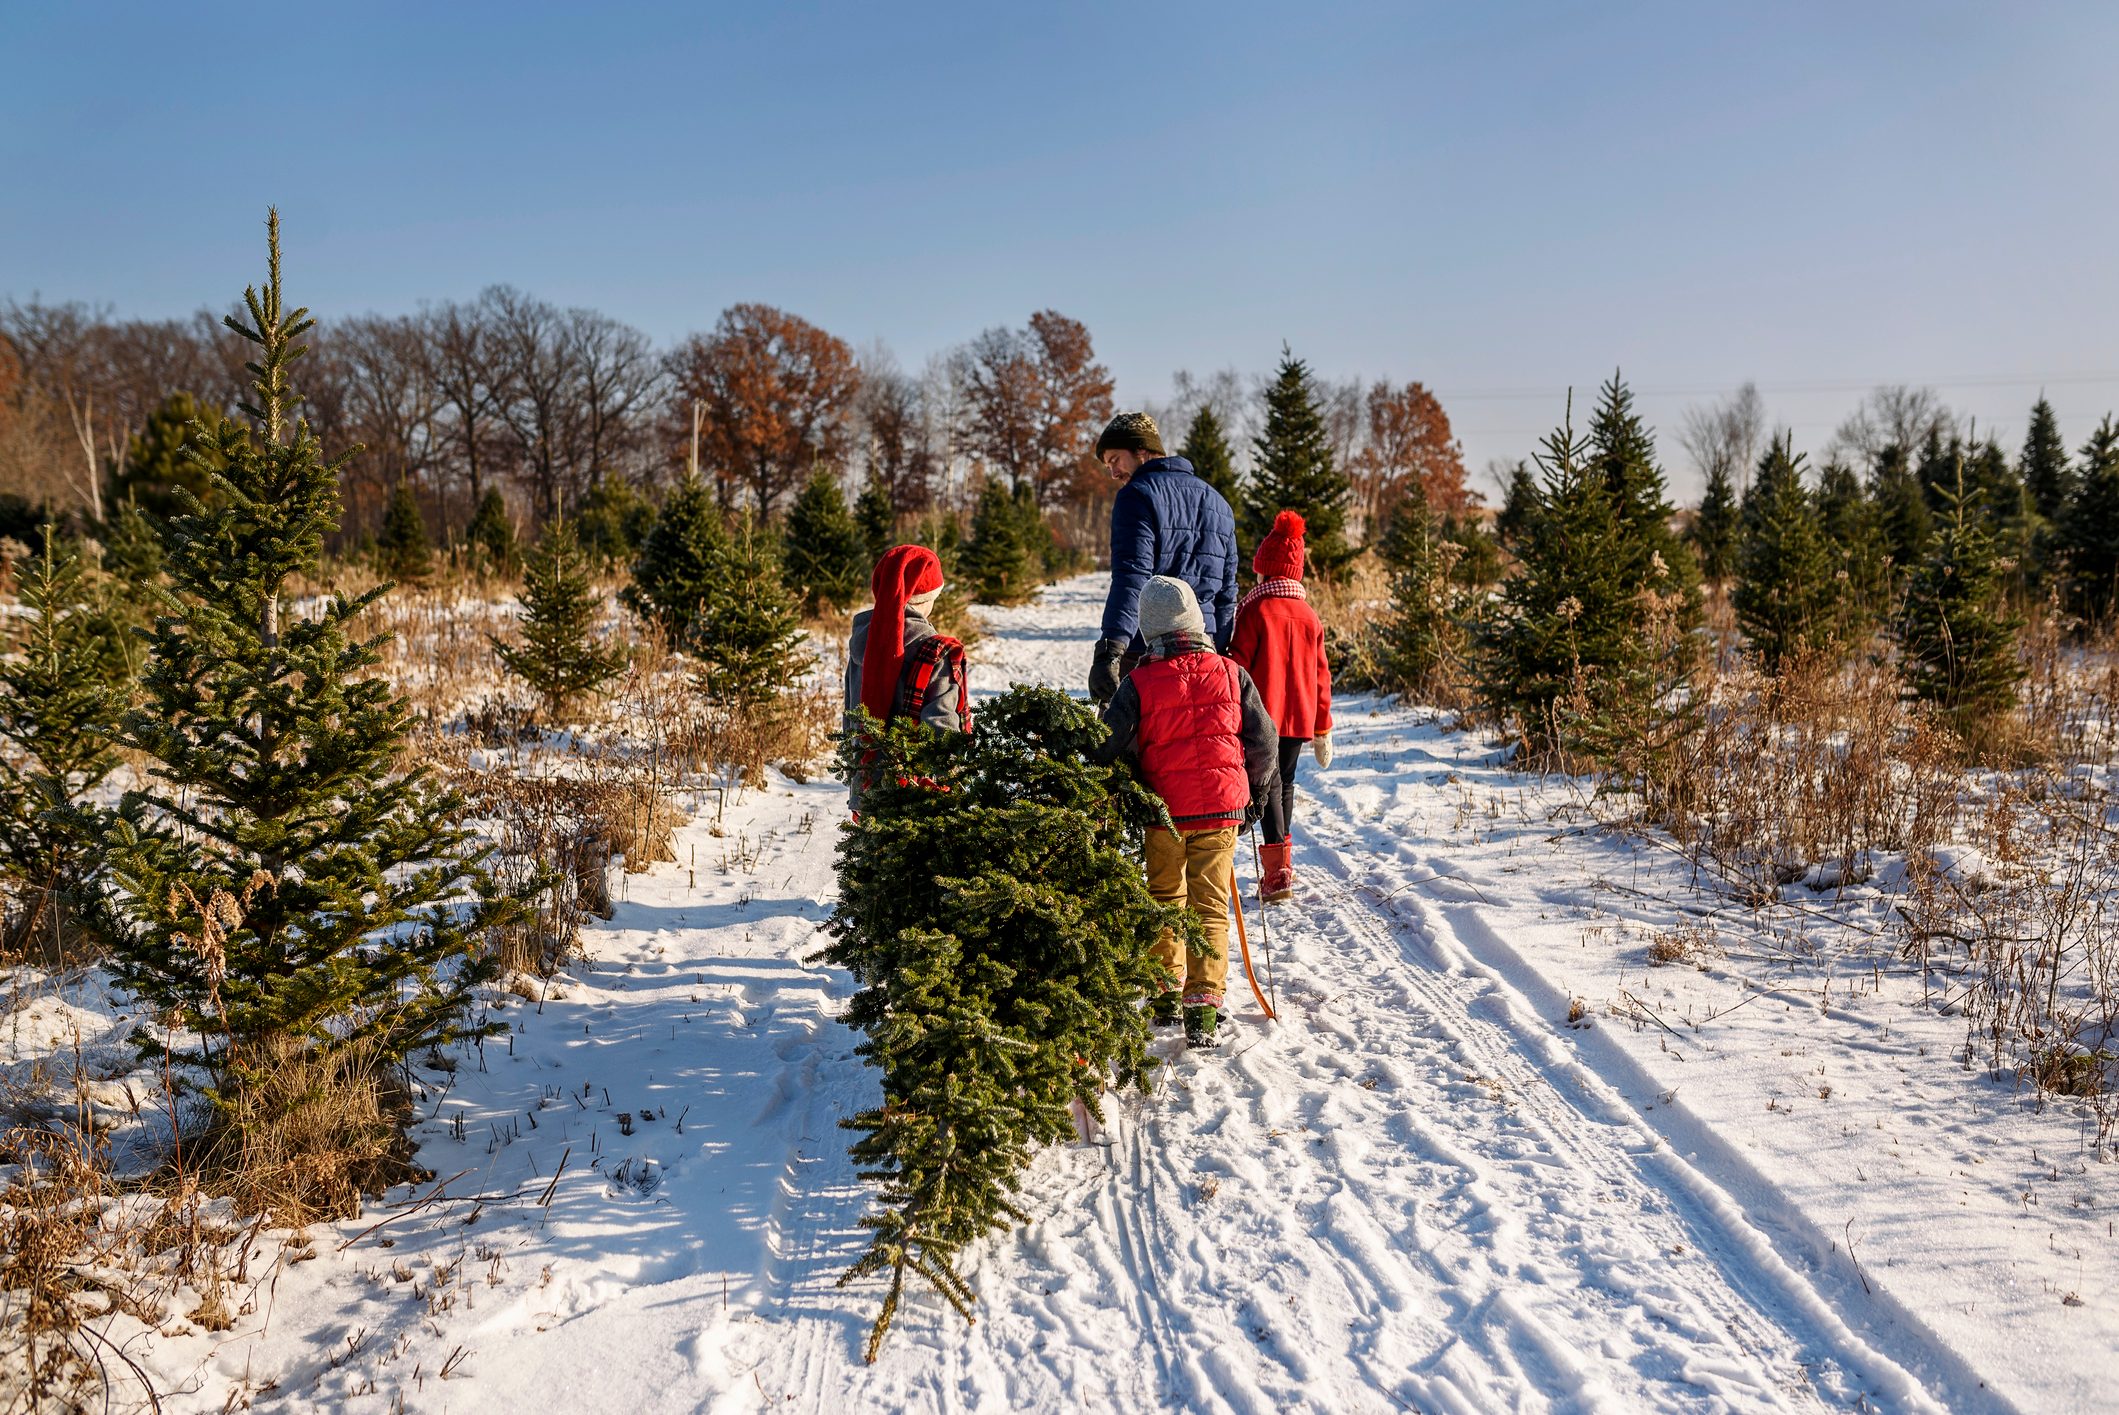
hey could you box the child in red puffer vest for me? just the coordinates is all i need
[1097,576,1278,1049]
[1229,510,1333,903]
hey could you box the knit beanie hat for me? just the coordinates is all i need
[1138,575,1206,641]
[1252,509,1307,581]
[862,544,945,720]
[1094,412,1165,459]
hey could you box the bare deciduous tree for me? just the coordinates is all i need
[1827,385,1955,470]
[1678,381,1768,497]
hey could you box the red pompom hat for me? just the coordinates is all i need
[1252,510,1307,581]
[861,545,945,720]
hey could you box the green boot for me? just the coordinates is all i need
[1183,1004,1221,1049]
[1148,992,1180,1027]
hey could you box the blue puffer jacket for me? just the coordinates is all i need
[1101,456,1239,652]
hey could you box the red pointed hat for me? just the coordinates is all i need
[861,544,945,720]
[1252,510,1307,581]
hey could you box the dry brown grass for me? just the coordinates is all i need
[191,1036,413,1226]
[1568,604,2119,1135]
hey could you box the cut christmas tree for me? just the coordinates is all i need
[822,686,1184,1360]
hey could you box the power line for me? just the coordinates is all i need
[1435,372,2119,402]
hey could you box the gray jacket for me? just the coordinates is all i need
[844,608,968,809]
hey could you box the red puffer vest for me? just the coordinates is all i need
[1131,650,1248,827]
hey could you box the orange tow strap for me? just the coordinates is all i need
[1230,890,1276,1022]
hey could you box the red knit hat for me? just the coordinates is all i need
[1252,510,1307,581]
[861,545,945,720]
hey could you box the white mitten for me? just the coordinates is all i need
[1312,731,1333,769]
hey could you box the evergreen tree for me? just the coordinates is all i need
[2060,416,2119,622]
[1894,462,2024,746]
[0,525,127,958]
[1441,514,1503,589]
[782,467,867,613]
[101,499,166,586]
[1376,478,1464,701]
[2021,396,2074,523]
[958,479,1037,605]
[101,214,519,1128]
[1816,459,1890,635]
[1243,348,1353,580]
[1732,436,1844,672]
[111,391,240,519]
[464,487,518,576]
[1585,371,1701,621]
[493,518,625,721]
[1477,402,1648,753]
[575,475,656,570]
[1178,403,1242,510]
[1689,461,1739,587]
[377,479,433,582]
[623,474,727,646]
[1495,459,1540,553]
[823,687,1177,1359]
[1870,443,1932,577]
[703,512,809,705]
[855,481,896,563]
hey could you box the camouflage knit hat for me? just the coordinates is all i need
[1094,412,1165,459]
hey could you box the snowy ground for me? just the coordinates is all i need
[11,573,2117,1413]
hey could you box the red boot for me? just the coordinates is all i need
[1260,841,1295,903]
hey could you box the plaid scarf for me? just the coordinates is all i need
[1238,576,1306,619]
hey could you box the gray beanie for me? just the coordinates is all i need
[1138,575,1205,641]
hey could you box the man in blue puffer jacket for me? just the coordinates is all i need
[1087,412,1239,705]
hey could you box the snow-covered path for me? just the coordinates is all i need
[137,573,2099,1414]
[727,577,1984,1415]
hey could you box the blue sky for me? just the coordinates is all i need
[5,1,2116,496]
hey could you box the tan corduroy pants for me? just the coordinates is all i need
[1143,826,1235,1006]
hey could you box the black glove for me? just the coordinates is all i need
[1088,637,1127,705]
[1243,800,1264,828]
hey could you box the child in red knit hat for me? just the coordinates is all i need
[1229,510,1332,902]
[843,544,970,810]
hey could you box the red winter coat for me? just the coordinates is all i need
[1230,594,1332,740]
[1097,644,1280,829]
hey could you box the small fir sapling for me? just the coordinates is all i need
[1893,459,2026,749]
[464,486,519,576]
[1376,475,1465,702]
[1733,435,1845,673]
[705,512,809,705]
[2060,417,2119,621]
[377,479,433,583]
[1179,403,1243,511]
[958,479,1039,605]
[782,466,867,612]
[623,472,726,647]
[1243,347,1354,581]
[0,525,127,958]
[493,517,626,721]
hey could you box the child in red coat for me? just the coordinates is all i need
[1229,511,1332,901]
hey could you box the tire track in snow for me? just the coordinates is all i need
[1295,770,1996,1413]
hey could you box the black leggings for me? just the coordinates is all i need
[1262,737,1305,844]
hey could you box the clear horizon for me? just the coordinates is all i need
[6,1,2116,498]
